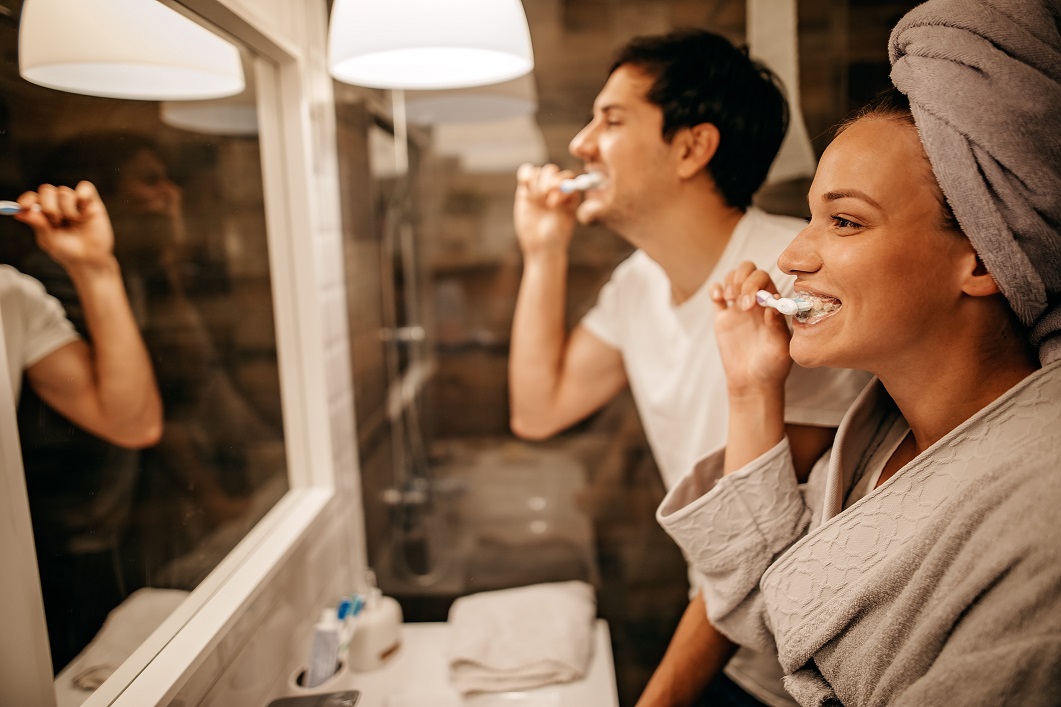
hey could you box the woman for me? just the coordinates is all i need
[656,1,1061,705]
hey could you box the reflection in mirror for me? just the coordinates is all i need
[0,2,287,703]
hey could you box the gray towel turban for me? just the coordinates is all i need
[890,0,1061,365]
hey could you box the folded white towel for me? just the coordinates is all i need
[447,580,596,695]
[69,588,189,691]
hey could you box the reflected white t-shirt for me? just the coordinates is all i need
[579,208,872,707]
[0,264,79,401]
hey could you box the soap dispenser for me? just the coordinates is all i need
[347,569,402,671]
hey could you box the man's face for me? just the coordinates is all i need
[568,65,676,229]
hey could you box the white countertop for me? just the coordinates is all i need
[324,620,619,707]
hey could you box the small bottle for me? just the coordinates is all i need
[303,610,341,688]
[347,569,403,672]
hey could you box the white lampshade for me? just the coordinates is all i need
[328,0,534,90]
[160,100,258,136]
[405,73,538,125]
[160,88,258,136]
[19,0,245,101]
[434,114,547,173]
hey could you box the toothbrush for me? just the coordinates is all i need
[755,290,811,316]
[559,172,605,193]
[337,594,365,655]
[0,200,40,216]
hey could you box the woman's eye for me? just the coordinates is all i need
[831,215,861,230]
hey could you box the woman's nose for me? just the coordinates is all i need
[778,224,821,275]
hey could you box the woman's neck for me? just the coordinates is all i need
[879,340,1038,455]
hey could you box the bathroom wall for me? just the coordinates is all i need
[160,1,367,705]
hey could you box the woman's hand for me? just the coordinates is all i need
[712,263,793,475]
[709,261,794,397]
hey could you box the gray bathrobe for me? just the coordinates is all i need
[657,361,1061,706]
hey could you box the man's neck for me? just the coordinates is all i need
[626,194,746,305]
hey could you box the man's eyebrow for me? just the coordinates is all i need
[822,189,883,210]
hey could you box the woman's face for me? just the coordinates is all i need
[779,116,975,373]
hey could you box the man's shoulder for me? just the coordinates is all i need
[729,209,807,270]
[0,264,46,298]
[743,207,807,240]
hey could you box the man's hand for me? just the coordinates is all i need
[514,163,581,257]
[15,181,116,273]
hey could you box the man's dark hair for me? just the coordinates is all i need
[610,28,789,210]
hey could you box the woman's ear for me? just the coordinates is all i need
[961,251,1001,297]
[675,123,719,179]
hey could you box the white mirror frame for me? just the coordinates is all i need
[0,1,354,705]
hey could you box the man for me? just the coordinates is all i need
[509,30,869,706]
[2,179,162,455]
[3,182,162,670]
[17,137,264,670]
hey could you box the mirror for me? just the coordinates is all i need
[0,2,289,703]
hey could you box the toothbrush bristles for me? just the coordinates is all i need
[754,290,810,316]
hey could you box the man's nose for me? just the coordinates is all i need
[569,122,595,161]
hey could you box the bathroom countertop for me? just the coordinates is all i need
[338,619,620,707]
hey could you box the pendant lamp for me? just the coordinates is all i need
[328,0,534,90]
[405,73,538,126]
[19,0,244,101]
[434,114,547,173]
[160,87,258,136]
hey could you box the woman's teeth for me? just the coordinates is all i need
[793,293,841,324]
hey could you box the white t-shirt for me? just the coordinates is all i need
[581,208,869,489]
[0,264,80,401]
[580,208,872,707]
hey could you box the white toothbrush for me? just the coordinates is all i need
[755,290,811,316]
[0,200,40,216]
[559,172,606,193]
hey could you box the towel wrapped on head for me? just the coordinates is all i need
[889,0,1061,364]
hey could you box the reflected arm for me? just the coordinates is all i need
[20,182,162,448]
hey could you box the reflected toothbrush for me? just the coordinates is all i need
[755,290,812,316]
[0,200,40,216]
[559,171,606,193]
